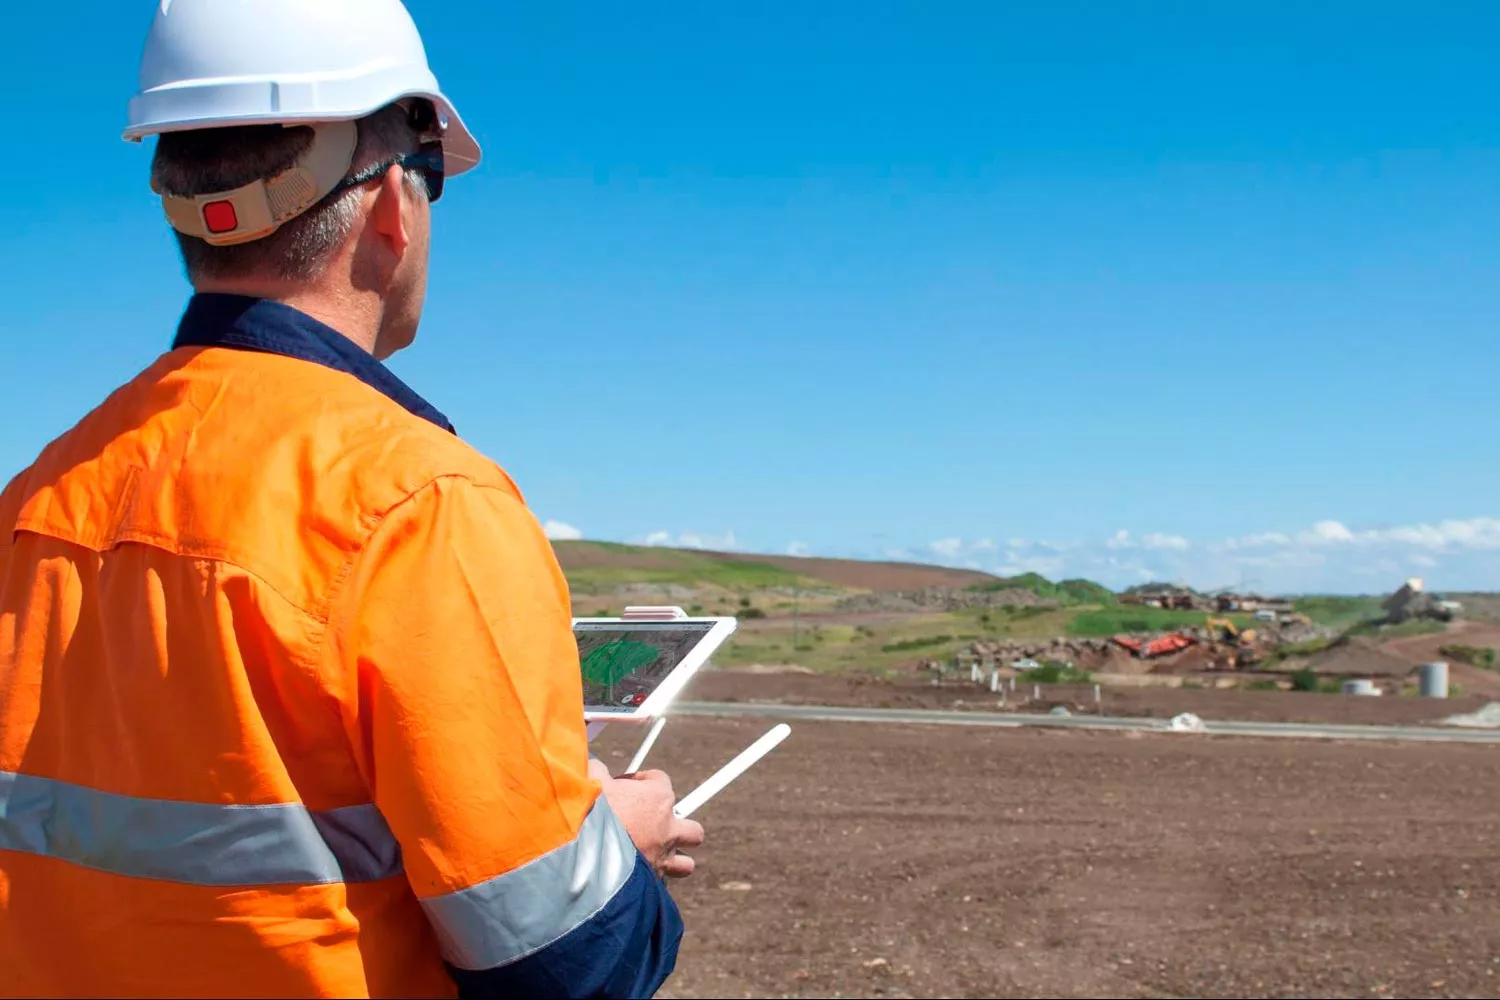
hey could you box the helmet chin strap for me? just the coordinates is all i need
[155,121,359,247]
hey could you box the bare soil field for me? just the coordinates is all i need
[1381,620,1500,662]
[594,717,1500,999]
[683,670,1498,727]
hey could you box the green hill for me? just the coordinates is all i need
[552,541,810,592]
[551,540,1001,594]
[971,572,1116,605]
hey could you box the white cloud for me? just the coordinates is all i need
[996,553,1067,577]
[1273,517,1500,552]
[543,519,583,541]
[1221,531,1292,550]
[642,529,739,551]
[1374,517,1500,550]
[929,537,964,559]
[897,514,1500,592]
[786,541,811,557]
[1300,520,1356,545]
[1104,529,1187,551]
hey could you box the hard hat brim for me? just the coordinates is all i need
[124,90,482,177]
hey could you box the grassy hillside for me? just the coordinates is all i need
[1292,595,1384,629]
[547,540,1472,675]
[553,541,812,592]
[552,540,998,594]
[973,573,1115,605]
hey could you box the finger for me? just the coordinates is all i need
[670,818,705,850]
[586,758,612,782]
[659,852,696,879]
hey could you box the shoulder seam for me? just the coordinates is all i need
[310,472,527,672]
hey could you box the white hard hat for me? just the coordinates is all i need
[124,0,481,176]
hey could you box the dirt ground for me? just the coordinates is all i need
[683,670,1497,727]
[1379,620,1500,695]
[594,717,1500,999]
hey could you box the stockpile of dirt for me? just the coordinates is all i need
[967,637,1112,664]
[1303,637,1417,678]
[1148,644,1223,674]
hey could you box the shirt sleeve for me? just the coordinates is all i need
[330,474,683,999]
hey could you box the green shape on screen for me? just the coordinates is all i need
[581,640,661,691]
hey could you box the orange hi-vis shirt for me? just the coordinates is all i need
[0,295,682,999]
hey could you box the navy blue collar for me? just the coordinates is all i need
[172,293,455,434]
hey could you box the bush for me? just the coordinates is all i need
[1027,662,1094,684]
[739,607,767,620]
[880,634,953,653]
[1245,679,1282,691]
[1440,644,1496,669]
[1289,669,1320,692]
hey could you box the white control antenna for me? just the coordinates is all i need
[625,717,668,775]
[673,724,791,819]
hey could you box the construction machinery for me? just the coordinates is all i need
[1206,617,1261,667]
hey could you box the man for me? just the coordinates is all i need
[0,2,703,997]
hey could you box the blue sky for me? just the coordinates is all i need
[3,1,1497,594]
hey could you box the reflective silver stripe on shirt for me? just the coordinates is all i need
[0,769,403,886]
[422,795,637,971]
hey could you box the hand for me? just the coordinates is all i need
[589,758,705,879]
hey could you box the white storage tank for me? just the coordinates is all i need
[1419,661,1449,699]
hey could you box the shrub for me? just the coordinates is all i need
[1028,662,1094,685]
[739,607,767,620]
[1440,645,1496,669]
[881,634,953,653]
[1289,669,1320,692]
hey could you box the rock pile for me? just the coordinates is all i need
[966,638,1113,663]
[835,587,1050,614]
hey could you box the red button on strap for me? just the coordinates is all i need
[202,200,239,234]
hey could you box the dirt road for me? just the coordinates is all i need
[1379,620,1500,697]
[596,717,1500,999]
[684,669,1497,727]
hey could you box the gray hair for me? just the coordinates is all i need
[152,103,430,283]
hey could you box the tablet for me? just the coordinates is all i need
[574,616,737,722]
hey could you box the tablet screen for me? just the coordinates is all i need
[575,620,719,711]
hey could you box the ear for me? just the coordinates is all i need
[369,165,413,259]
